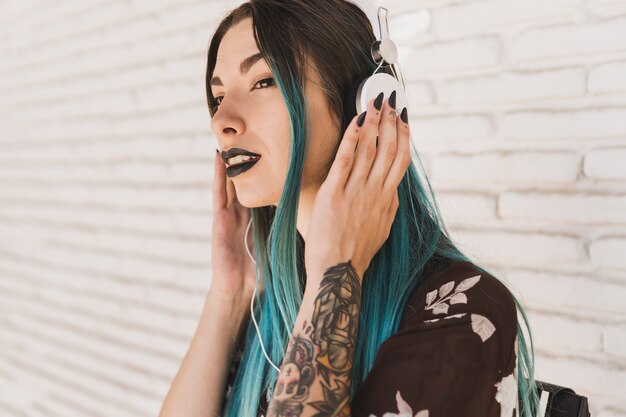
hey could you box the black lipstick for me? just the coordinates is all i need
[221,147,261,164]
[220,147,262,178]
[226,158,260,178]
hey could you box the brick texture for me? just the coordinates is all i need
[1,0,625,416]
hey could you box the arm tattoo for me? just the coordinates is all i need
[268,260,362,417]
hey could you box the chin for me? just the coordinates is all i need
[234,188,279,208]
[238,200,265,209]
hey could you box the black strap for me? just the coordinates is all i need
[535,380,591,417]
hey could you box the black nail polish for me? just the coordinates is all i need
[389,90,397,109]
[357,111,367,127]
[374,92,384,111]
[401,107,408,123]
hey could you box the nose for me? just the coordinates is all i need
[210,98,245,138]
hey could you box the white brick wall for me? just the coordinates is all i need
[385,0,626,415]
[0,0,624,416]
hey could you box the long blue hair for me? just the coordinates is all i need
[205,1,540,415]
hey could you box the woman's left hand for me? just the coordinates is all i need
[304,92,412,283]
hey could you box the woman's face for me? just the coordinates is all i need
[210,17,340,208]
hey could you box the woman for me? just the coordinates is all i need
[159,1,540,416]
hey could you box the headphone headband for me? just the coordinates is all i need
[342,0,388,40]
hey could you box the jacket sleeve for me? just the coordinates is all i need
[350,271,519,417]
[221,336,245,413]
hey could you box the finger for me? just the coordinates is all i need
[379,190,399,249]
[323,111,364,191]
[383,107,412,196]
[346,92,385,188]
[226,175,237,208]
[367,90,399,189]
[387,189,399,215]
[213,150,227,210]
[385,189,400,228]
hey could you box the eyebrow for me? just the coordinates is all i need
[210,52,265,87]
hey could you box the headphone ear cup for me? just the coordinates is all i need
[342,74,370,134]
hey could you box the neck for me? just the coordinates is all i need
[296,183,319,245]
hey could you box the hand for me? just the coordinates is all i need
[305,92,411,281]
[209,149,260,303]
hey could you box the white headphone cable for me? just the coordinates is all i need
[244,217,281,373]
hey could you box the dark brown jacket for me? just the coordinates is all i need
[224,260,519,417]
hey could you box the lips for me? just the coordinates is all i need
[221,147,261,165]
[220,147,262,178]
[225,158,260,178]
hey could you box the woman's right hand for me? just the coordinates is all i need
[209,149,261,305]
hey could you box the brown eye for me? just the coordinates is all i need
[211,77,275,111]
[254,77,275,89]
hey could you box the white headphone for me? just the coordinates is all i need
[241,0,407,398]
[342,0,408,117]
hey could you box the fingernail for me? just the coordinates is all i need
[389,90,397,109]
[401,107,408,124]
[357,111,367,127]
[374,92,384,111]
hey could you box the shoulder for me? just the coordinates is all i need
[399,260,518,340]
[351,260,520,416]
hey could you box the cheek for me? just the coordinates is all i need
[272,129,292,180]
[302,135,336,185]
[303,107,340,184]
[274,152,292,194]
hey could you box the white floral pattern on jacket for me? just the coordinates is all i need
[423,274,518,417]
[424,275,497,342]
[367,390,429,417]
